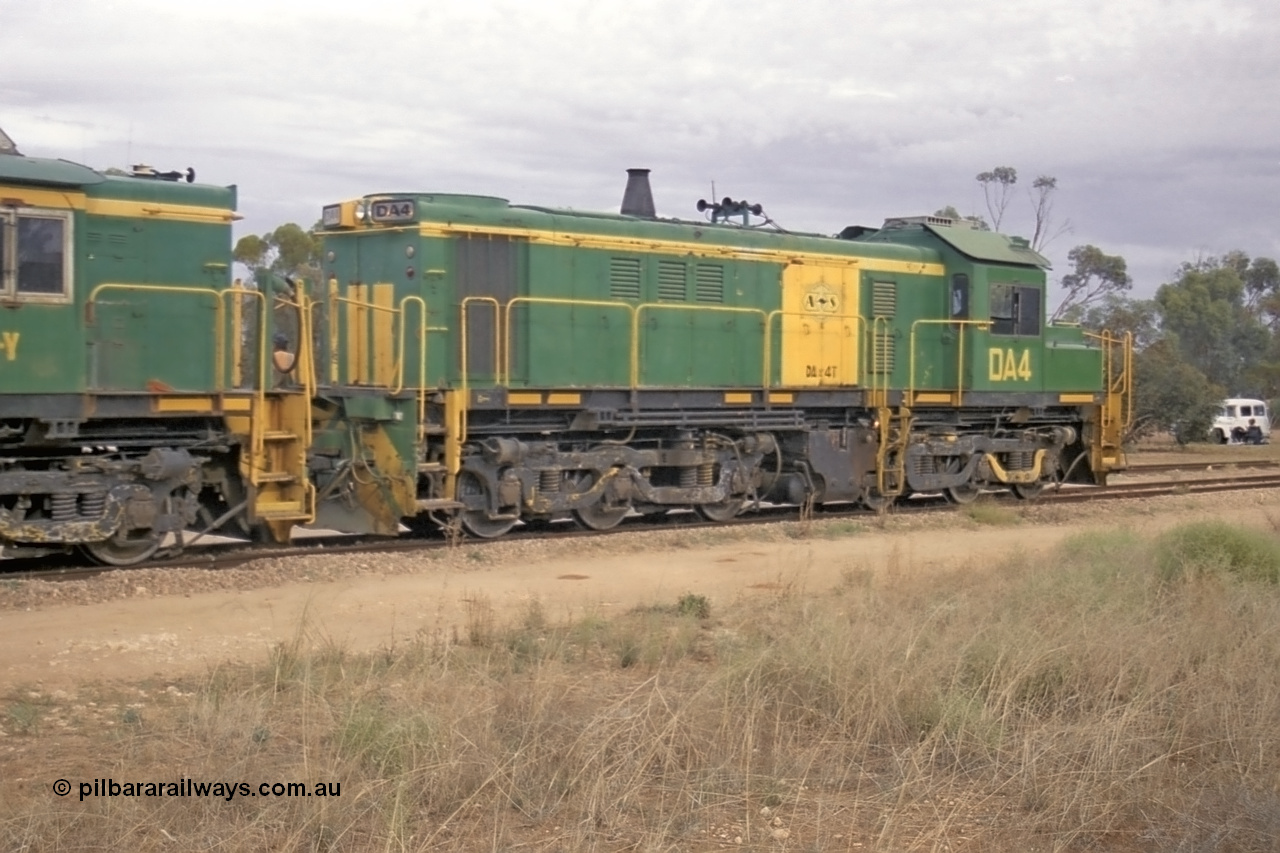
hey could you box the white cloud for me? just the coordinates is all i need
[2,0,1278,295]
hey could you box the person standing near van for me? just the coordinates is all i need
[1246,419,1265,444]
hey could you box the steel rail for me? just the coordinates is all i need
[7,473,1280,583]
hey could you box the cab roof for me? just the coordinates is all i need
[0,154,105,187]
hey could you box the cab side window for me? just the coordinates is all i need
[990,282,1041,336]
[950,273,969,319]
[1,209,71,301]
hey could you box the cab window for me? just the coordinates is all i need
[1,209,71,301]
[989,282,1041,336]
[950,273,969,319]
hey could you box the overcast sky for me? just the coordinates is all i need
[3,0,1278,300]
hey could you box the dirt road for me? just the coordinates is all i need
[4,489,1279,690]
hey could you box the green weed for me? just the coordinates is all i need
[963,498,1020,526]
[1155,520,1280,583]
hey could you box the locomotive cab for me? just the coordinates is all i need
[0,134,301,564]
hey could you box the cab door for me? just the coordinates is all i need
[780,264,858,386]
[2,205,82,393]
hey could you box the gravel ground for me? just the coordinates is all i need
[4,485,1278,614]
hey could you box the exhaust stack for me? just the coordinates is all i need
[620,168,656,218]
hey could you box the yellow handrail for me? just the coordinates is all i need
[870,316,892,408]
[504,297,636,387]
[908,319,990,405]
[328,284,348,384]
[459,296,501,384]
[1125,330,1134,429]
[328,287,403,387]
[763,309,866,388]
[458,296,501,445]
[87,283,226,391]
[272,284,316,398]
[393,294,437,448]
[1083,328,1135,432]
[631,303,767,388]
[392,295,427,396]
[222,282,265,390]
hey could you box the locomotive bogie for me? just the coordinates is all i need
[451,430,775,529]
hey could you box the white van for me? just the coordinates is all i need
[1210,398,1271,444]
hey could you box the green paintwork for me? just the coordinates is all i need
[319,198,1105,399]
[1,156,236,398]
[0,154,105,187]
[908,219,1049,268]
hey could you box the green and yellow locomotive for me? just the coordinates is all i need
[0,131,1130,564]
[314,168,1131,538]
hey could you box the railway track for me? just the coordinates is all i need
[1120,459,1280,476]
[6,468,1280,584]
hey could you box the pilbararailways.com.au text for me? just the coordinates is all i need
[53,778,341,802]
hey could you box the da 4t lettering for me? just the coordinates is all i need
[988,347,1031,382]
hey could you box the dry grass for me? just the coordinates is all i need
[4,522,1280,851]
[961,496,1022,526]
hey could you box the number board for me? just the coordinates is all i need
[321,204,343,227]
[369,199,416,223]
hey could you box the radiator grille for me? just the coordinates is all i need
[609,257,642,300]
[695,264,725,303]
[872,335,896,374]
[657,261,687,301]
[872,280,897,317]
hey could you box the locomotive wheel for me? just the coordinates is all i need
[572,503,629,531]
[79,530,163,567]
[458,472,516,539]
[566,468,630,531]
[695,498,743,523]
[945,483,982,505]
[861,491,894,512]
[1012,481,1046,500]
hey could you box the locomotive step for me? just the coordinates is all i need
[255,510,313,523]
[262,430,299,442]
[254,472,298,483]
[416,462,447,473]
[254,499,312,522]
